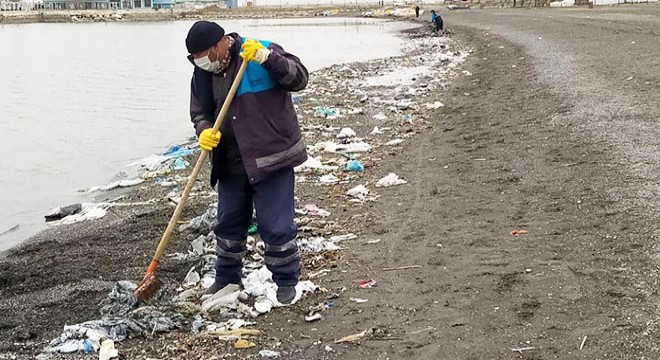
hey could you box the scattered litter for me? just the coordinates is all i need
[345,159,365,172]
[335,142,372,153]
[319,174,340,184]
[371,126,383,135]
[99,340,118,360]
[183,267,200,287]
[50,203,108,225]
[580,335,587,350]
[366,239,382,244]
[376,173,407,187]
[305,313,323,322]
[248,223,258,235]
[325,345,333,352]
[172,157,189,170]
[201,284,242,312]
[259,350,281,358]
[385,139,404,146]
[336,127,357,138]
[383,265,422,271]
[254,297,273,314]
[335,328,373,343]
[45,203,82,222]
[424,101,445,109]
[295,156,339,173]
[372,112,387,121]
[330,233,357,242]
[314,106,340,119]
[510,229,529,236]
[234,339,256,349]
[347,185,369,199]
[350,298,369,303]
[358,279,377,288]
[86,178,145,192]
[512,346,535,354]
[82,339,94,354]
[303,204,331,217]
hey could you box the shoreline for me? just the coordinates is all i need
[0,18,462,358]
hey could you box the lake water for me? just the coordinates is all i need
[0,17,419,251]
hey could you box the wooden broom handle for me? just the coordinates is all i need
[145,60,248,277]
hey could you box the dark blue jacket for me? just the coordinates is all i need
[189,34,308,186]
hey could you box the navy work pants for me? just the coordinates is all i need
[213,168,300,287]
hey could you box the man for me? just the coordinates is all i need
[430,10,443,33]
[415,5,420,18]
[185,21,308,304]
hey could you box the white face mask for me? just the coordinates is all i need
[194,53,221,74]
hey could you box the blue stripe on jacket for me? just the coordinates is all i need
[237,39,277,96]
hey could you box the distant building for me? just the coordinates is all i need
[174,0,221,8]
[44,0,159,8]
[44,0,110,9]
[152,0,172,8]
[0,0,38,10]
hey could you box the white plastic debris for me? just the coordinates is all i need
[55,204,108,225]
[329,234,357,242]
[372,113,387,121]
[303,204,331,217]
[183,267,200,287]
[336,127,357,139]
[243,266,318,307]
[424,101,445,109]
[299,237,341,252]
[385,139,404,146]
[294,156,338,173]
[190,236,205,255]
[335,142,372,153]
[305,313,322,322]
[376,173,408,187]
[371,126,382,135]
[319,174,340,184]
[201,284,242,312]
[364,65,430,87]
[347,185,369,199]
[350,298,369,303]
[99,340,118,360]
[259,350,281,358]
[254,297,273,314]
[85,178,144,192]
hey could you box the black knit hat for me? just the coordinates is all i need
[185,21,225,54]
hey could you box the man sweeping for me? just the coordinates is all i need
[185,21,308,304]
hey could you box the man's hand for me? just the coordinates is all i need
[199,128,221,151]
[240,39,271,64]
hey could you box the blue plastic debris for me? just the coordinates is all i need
[292,95,302,104]
[164,145,196,158]
[82,339,94,353]
[314,106,340,119]
[345,160,364,172]
[172,157,189,170]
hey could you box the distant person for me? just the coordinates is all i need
[185,21,308,305]
[415,5,420,18]
[430,10,443,33]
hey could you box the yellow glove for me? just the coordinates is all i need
[199,128,221,151]
[240,39,271,64]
